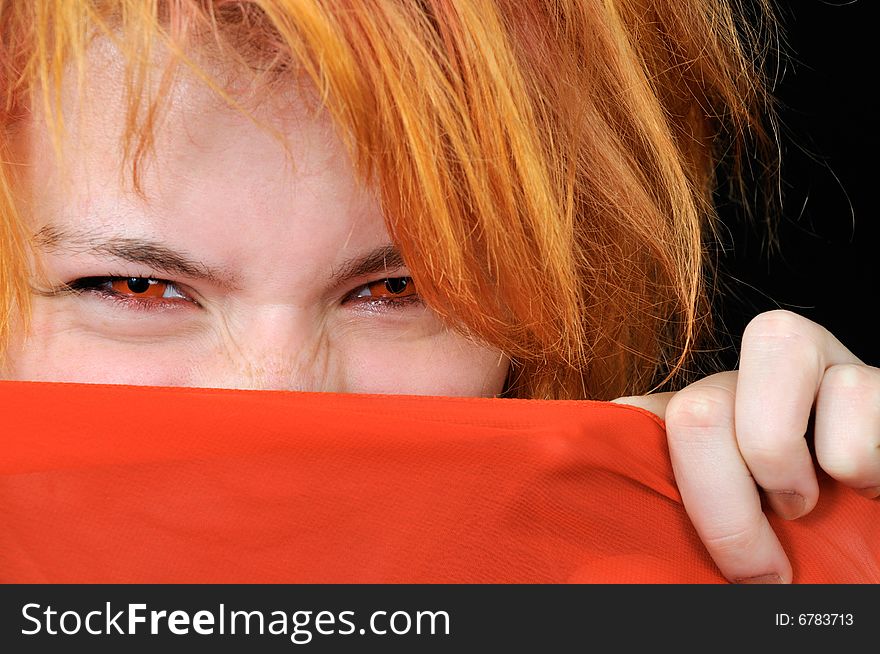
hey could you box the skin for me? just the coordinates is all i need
[3,44,511,397]
[4,42,878,584]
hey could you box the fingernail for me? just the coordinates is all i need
[734,573,784,584]
[767,490,806,520]
[856,486,880,499]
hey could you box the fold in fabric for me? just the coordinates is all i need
[1,380,877,583]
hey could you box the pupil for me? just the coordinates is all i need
[384,278,408,294]
[127,278,151,294]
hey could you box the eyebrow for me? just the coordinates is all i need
[329,244,407,286]
[34,224,407,288]
[34,225,239,288]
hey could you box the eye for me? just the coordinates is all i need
[348,276,421,310]
[355,277,416,299]
[107,277,186,299]
[66,276,194,309]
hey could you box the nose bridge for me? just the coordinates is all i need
[229,352,326,392]
[193,305,334,392]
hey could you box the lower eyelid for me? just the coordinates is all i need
[98,288,189,307]
[348,295,424,313]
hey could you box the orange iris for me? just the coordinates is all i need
[109,278,169,298]
[366,278,416,299]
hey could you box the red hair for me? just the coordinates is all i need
[0,0,776,398]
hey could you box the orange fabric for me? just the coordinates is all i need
[1,380,877,583]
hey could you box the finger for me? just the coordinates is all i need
[814,363,880,498]
[665,371,792,583]
[609,391,675,419]
[736,310,863,519]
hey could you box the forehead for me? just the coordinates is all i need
[14,36,391,279]
[18,34,368,201]
[23,35,338,179]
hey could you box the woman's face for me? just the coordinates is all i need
[3,44,510,396]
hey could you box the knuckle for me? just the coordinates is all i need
[822,363,880,398]
[736,441,788,470]
[816,365,880,481]
[741,310,817,356]
[666,385,734,432]
[700,515,766,557]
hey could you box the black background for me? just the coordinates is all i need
[715,0,876,370]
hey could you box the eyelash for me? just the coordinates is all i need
[63,275,423,313]
[63,276,193,312]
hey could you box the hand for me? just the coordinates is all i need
[612,309,880,583]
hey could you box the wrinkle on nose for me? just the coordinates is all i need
[193,349,336,392]
[190,311,337,392]
[221,356,328,392]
